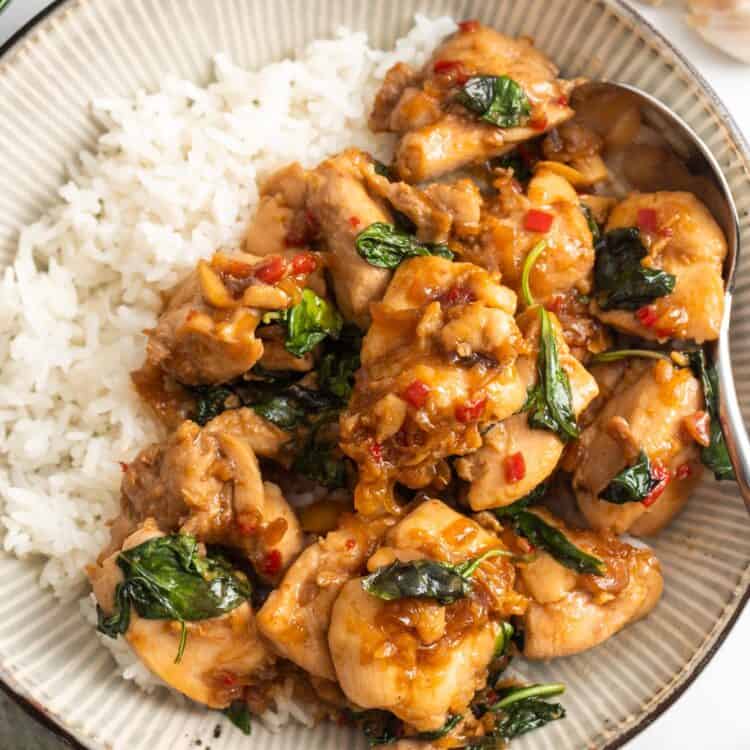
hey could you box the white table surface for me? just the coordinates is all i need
[1,1,748,749]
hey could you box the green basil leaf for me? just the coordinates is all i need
[373,160,394,180]
[494,621,515,657]
[355,222,454,269]
[687,350,736,480]
[352,710,403,747]
[513,511,605,576]
[292,413,349,488]
[193,387,234,426]
[600,450,660,504]
[224,701,252,735]
[318,349,360,401]
[492,482,549,519]
[493,152,532,183]
[362,550,514,605]
[97,535,252,663]
[594,227,676,311]
[590,349,668,364]
[457,75,531,128]
[581,204,601,243]
[493,697,566,740]
[522,307,579,442]
[415,714,463,741]
[285,288,343,357]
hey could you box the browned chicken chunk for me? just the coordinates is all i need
[370,24,578,182]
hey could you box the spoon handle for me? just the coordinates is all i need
[717,294,750,511]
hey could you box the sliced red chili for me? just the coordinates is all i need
[556,95,569,107]
[345,538,356,551]
[433,60,467,82]
[530,113,548,131]
[637,208,658,233]
[455,396,487,423]
[658,226,674,238]
[642,463,670,507]
[119,461,129,473]
[524,209,555,233]
[368,441,383,463]
[635,305,658,328]
[458,19,480,33]
[504,452,526,483]
[348,216,361,229]
[675,463,692,480]
[254,256,286,284]
[261,549,283,576]
[290,251,317,275]
[403,379,430,409]
[439,285,476,307]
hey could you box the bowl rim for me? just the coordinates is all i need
[0,1,748,749]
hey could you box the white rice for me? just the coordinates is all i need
[0,14,455,714]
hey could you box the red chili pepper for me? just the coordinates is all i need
[675,463,692,481]
[530,113,548,131]
[368,441,383,463]
[439,285,476,307]
[220,673,238,687]
[524,209,555,233]
[403,379,430,409]
[433,60,467,83]
[635,305,658,328]
[637,208,658,233]
[455,396,487,423]
[261,549,283,576]
[290,251,317,275]
[556,95,569,107]
[118,461,129,473]
[658,226,674,238]
[642,463,670,507]
[348,216,361,229]
[458,19,480,33]
[504,452,526,483]
[238,519,257,536]
[254,256,286,284]
[345,538,356,551]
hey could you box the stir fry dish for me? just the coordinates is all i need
[87,22,735,748]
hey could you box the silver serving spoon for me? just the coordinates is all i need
[578,81,750,509]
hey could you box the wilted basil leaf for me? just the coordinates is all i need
[415,714,463,741]
[292,413,349,488]
[97,534,252,662]
[285,288,343,357]
[224,701,252,735]
[493,696,565,740]
[581,203,601,243]
[356,222,454,269]
[373,160,394,180]
[687,349,735,480]
[492,482,549,519]
[513,511,605,576]
[362,549,512,605]
[194,387,234,426]
[522,307,579,442]
[493,152,532,183]
[600,450,660,504]
[594,227,676,311]
[457,75,531,128]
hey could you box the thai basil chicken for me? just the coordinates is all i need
[88,21,734,749]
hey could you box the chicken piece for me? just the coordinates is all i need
[456,308,598,510]
[340,256,526,516]
[116,409,301,578]
[465,168,596,303]
[306,149,394,327]
[363,162,482,244]
[328,500,525,732]
[246,163,310,257]
[257,514,392,681]
[519,510,663,659]
[89,520,273,708]
[370,25,577,181]
[573,359,704,535]
[592,191,728,343]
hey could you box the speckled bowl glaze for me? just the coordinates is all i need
[1,2,749,749]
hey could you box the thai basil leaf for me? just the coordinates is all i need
[493,698,565,740]
[594,227,676,310]
[415,714,463,741]
[522,307,579,441]
[362,549,512,605]
[224,701,252,735]
[687,349,735,480]
[97,535,252,663]
[285,288,343,357]
[513,511,605,576]
[492,482,548,519]
[252,392,308,429]
[318,349,360,401]
[590,349,668,364]
[457,75,531,128]
[494,152,532,183]
[193,387,234,426]
[353,710,403,747]
[581,204,601,243]
[355,222,454,269]
[600,450,660,504]
[292,413,349,488]
[373,159,394,180]
[494,621,515,657]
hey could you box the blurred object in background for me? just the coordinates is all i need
[0,0,11,14]
[640,0,750,62]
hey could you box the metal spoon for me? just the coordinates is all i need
[577,81,750,509]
